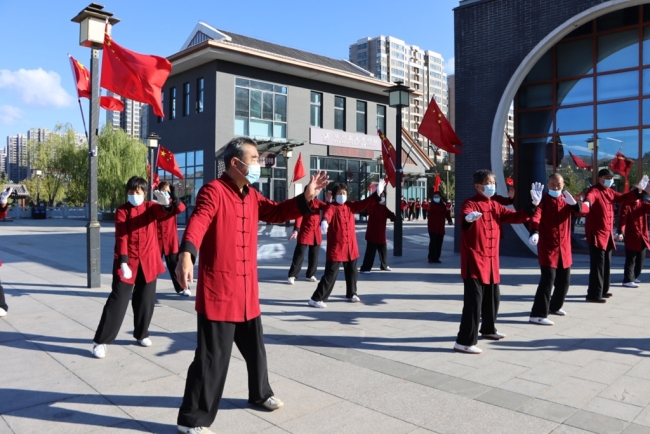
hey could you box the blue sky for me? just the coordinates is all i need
[0,0,457,146]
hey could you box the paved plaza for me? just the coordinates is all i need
[1,218,650,433]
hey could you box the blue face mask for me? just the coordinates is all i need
[548,189,562,198]
[433,198,441,203]
[236,159,261,184]
[482,184,496,198]
[128,194,145,207]
[603,179,614,188]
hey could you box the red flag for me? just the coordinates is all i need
[418,98,462,154]
[292,152,306,183]
[156,145,183,179]
[100,95,124,112]
[100,28,171,117]
[434,173,441,192]
[609,152,633,177]
[506,177,514,186]
[147,162,160,188]
[378,129,397,187]
[568,151,592,170]
[69,55,90,99]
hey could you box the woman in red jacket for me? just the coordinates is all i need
[422,198,430,220]
[359,194,395,273]
[427,191,447,263]
[308,180,383,308]
[617,194,650,287]
[156,181,187,295]
[91,176,176,359]
[0,187,12,317]
[287,194,329,284]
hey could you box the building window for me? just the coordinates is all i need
[157,150,204,225]
[158,91,164,123]
[356,101,367,134]
[169,87,176,120]
[234,77,287,139]
[196,78,204,113]
[182,82,190,117]
[334,96,346,130]
[377,105,386,132]
[310,91,323,128]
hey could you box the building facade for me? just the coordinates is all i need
[106,92,144,138]
[6,134,28,182]
[455,0,650,255]
[150,23,434,223]
[0,147,6,177]
[349,36,449,160]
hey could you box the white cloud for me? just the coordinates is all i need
[0,105,23,125]
[0,68,73,107]
[444,57,455,75]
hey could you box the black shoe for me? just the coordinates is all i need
[585,297,607,303]
[603,293,613,298]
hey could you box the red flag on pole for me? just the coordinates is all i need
[156,145,183,179]
[418,98,463,154]
[100,95,124,112]
[434,173,441,192]
[69,55,90,99]
[100,27,171,117]
[568,151,592,170]
[292,152,306,183]
[147,162,160,188]
[609,152,633,193]
[378,129,397,187]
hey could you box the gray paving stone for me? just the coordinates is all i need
[622,423,650,434]
[599,376,650,407]
[539,376,609,408]
[584,397,643,422]
[475,388,533,411]
[564,410,629,434]
[518,399,578,423]
[497,377,551,397]
[404,368,453,389]
[435,377,492,399]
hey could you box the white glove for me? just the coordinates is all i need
[120,263,132,280]
[320,220,329,233]
[465,211,483,223]
[617,233,624,242]
[0,187,12,205]
[530,182,544,206]
[529,233,539,245]
[153,190,170,206]
[638,175,649,192]
[563,191,577,206]
[376,178,386,197]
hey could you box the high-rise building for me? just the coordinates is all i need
[503,104,514,165]
[0,147,6,177]
[139,104,150,141]
[349,35,449,158]
[106,92,143,138]
[6,134,28,182]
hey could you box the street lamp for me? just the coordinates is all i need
[385,80,413,257]
[146,132,160,200]
[71,3,120,289]
[35,170,42,204]
[443,163,451,197]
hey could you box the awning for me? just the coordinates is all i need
[251,136,305,154]
[3,184,30,198]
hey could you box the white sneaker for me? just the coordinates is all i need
[623,282,639,288]
[481,332,506,340]
[260,395,284,411]
[360,270,371,274]
[635,279,642,283]
[453,343,482,354]
[550,309,567,316]
[92,343,107,359]
[381,266,392,271]
[180,289,191,296]
[138,338,152,347]
[177,425,215,434]
[306,276,318,282]
[529,317,554,325]
[287,277,295,285]
[348,295,361,303]
[308,299,327,308]
[0,307,6,317]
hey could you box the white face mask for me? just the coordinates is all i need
[128,194,145,207]
[380,198,386,204]
[481,184,496,198]
[336,194,347,205]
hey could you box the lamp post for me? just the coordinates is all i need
[35,170,42,204]
[443,163,451,198]
[587,136,599,185]
[282,147,293,201]
[385,80,413,257]
[72,3,119,288]
[146,132,160,200]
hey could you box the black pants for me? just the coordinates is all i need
[288,243,320,279]
[177,314,273,428]
[428,233,444,262]
[446,211,453,225]
[408,210,415,220]
[93,265,157,344]
[360,242,388,271]
[311,258,358,301]
[456,278,500,346]
[0,281,7,311]
[164,251,184,293]
[530,265,570,318]
[588,243,613,299]
[623,248,646,283]
[422,210,427,220]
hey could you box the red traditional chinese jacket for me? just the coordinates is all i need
[364,202,395,244]
[323,194,379,261]
[618,200,650,252]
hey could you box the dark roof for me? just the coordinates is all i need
[3,184,30,198]
[217,30,374,78]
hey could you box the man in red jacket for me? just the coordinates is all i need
[528,174,589,325]
[422,198,430,220]
[308,180,384,308]
[584,169,647,302]
[427,191,447,263]
[617,192,650,287]
[175,137,329,434]
[156,181,188,295]
[92,177,177,359]
[0,187,12,317]
[454,170,542,354]
[287,192,330,284]
[359,193,395,273]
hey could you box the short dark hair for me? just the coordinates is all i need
[331,182,348,197]
[158,181,170,190]
[433,191,442,198]
[223,137,257,169]
[598,168,614,178]
[473,169,494,185]
[126,176,147,194]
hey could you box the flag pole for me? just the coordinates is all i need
[77,99,89,142]
[68,54,90,141]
